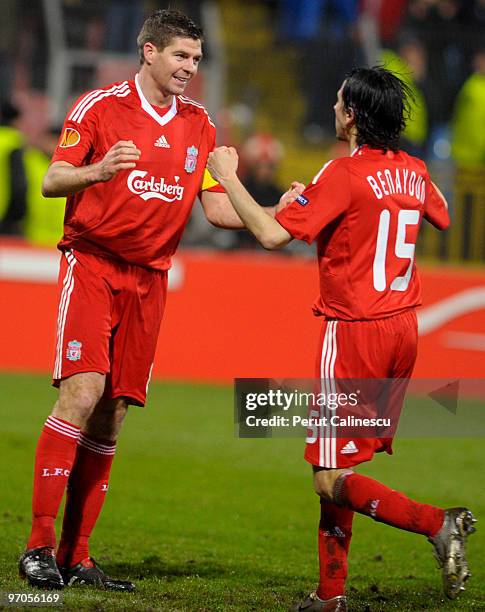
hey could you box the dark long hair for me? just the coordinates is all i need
[342,67,413,152]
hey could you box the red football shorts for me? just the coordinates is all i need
[304,308,417,468]
[52,249,167,406]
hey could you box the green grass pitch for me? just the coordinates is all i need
[0,372,483,611]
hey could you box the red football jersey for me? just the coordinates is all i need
[276,145,449,320]
[53,77,223,270]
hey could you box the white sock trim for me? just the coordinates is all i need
[78,433,116,455]
[45,416,81,440]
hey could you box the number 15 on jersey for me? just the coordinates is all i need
[373,209,420,293]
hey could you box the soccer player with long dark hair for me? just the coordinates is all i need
[208,67,476,611]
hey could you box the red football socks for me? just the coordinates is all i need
[316,500,353,600]
[27,417,81,550]
[56,433,116,568]
[335,472,444,537]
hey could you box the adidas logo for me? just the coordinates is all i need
[340,440,358,454]
[322,526,346,538]
[154,135,170,148]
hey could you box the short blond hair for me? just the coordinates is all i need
[137,9,203,64]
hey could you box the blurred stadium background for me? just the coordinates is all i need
[0,3,484,610]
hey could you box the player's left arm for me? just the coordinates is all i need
[199,156,304,233]
[200,183,304,231]
[200,117,303,231]
[207,147,293,249]
[199,190,244,228]
[423,180,450,230]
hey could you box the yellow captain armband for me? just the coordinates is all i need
[201,168,220,191]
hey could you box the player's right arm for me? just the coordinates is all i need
[42,141,141,197]
[207,147,293,249]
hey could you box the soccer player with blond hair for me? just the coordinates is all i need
[19,8,301,591]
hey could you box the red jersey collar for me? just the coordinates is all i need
[351,144,400,160]
[134,74,178,127]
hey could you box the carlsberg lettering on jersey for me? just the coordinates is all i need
[127,170,185,202]
[366,168,426,203]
